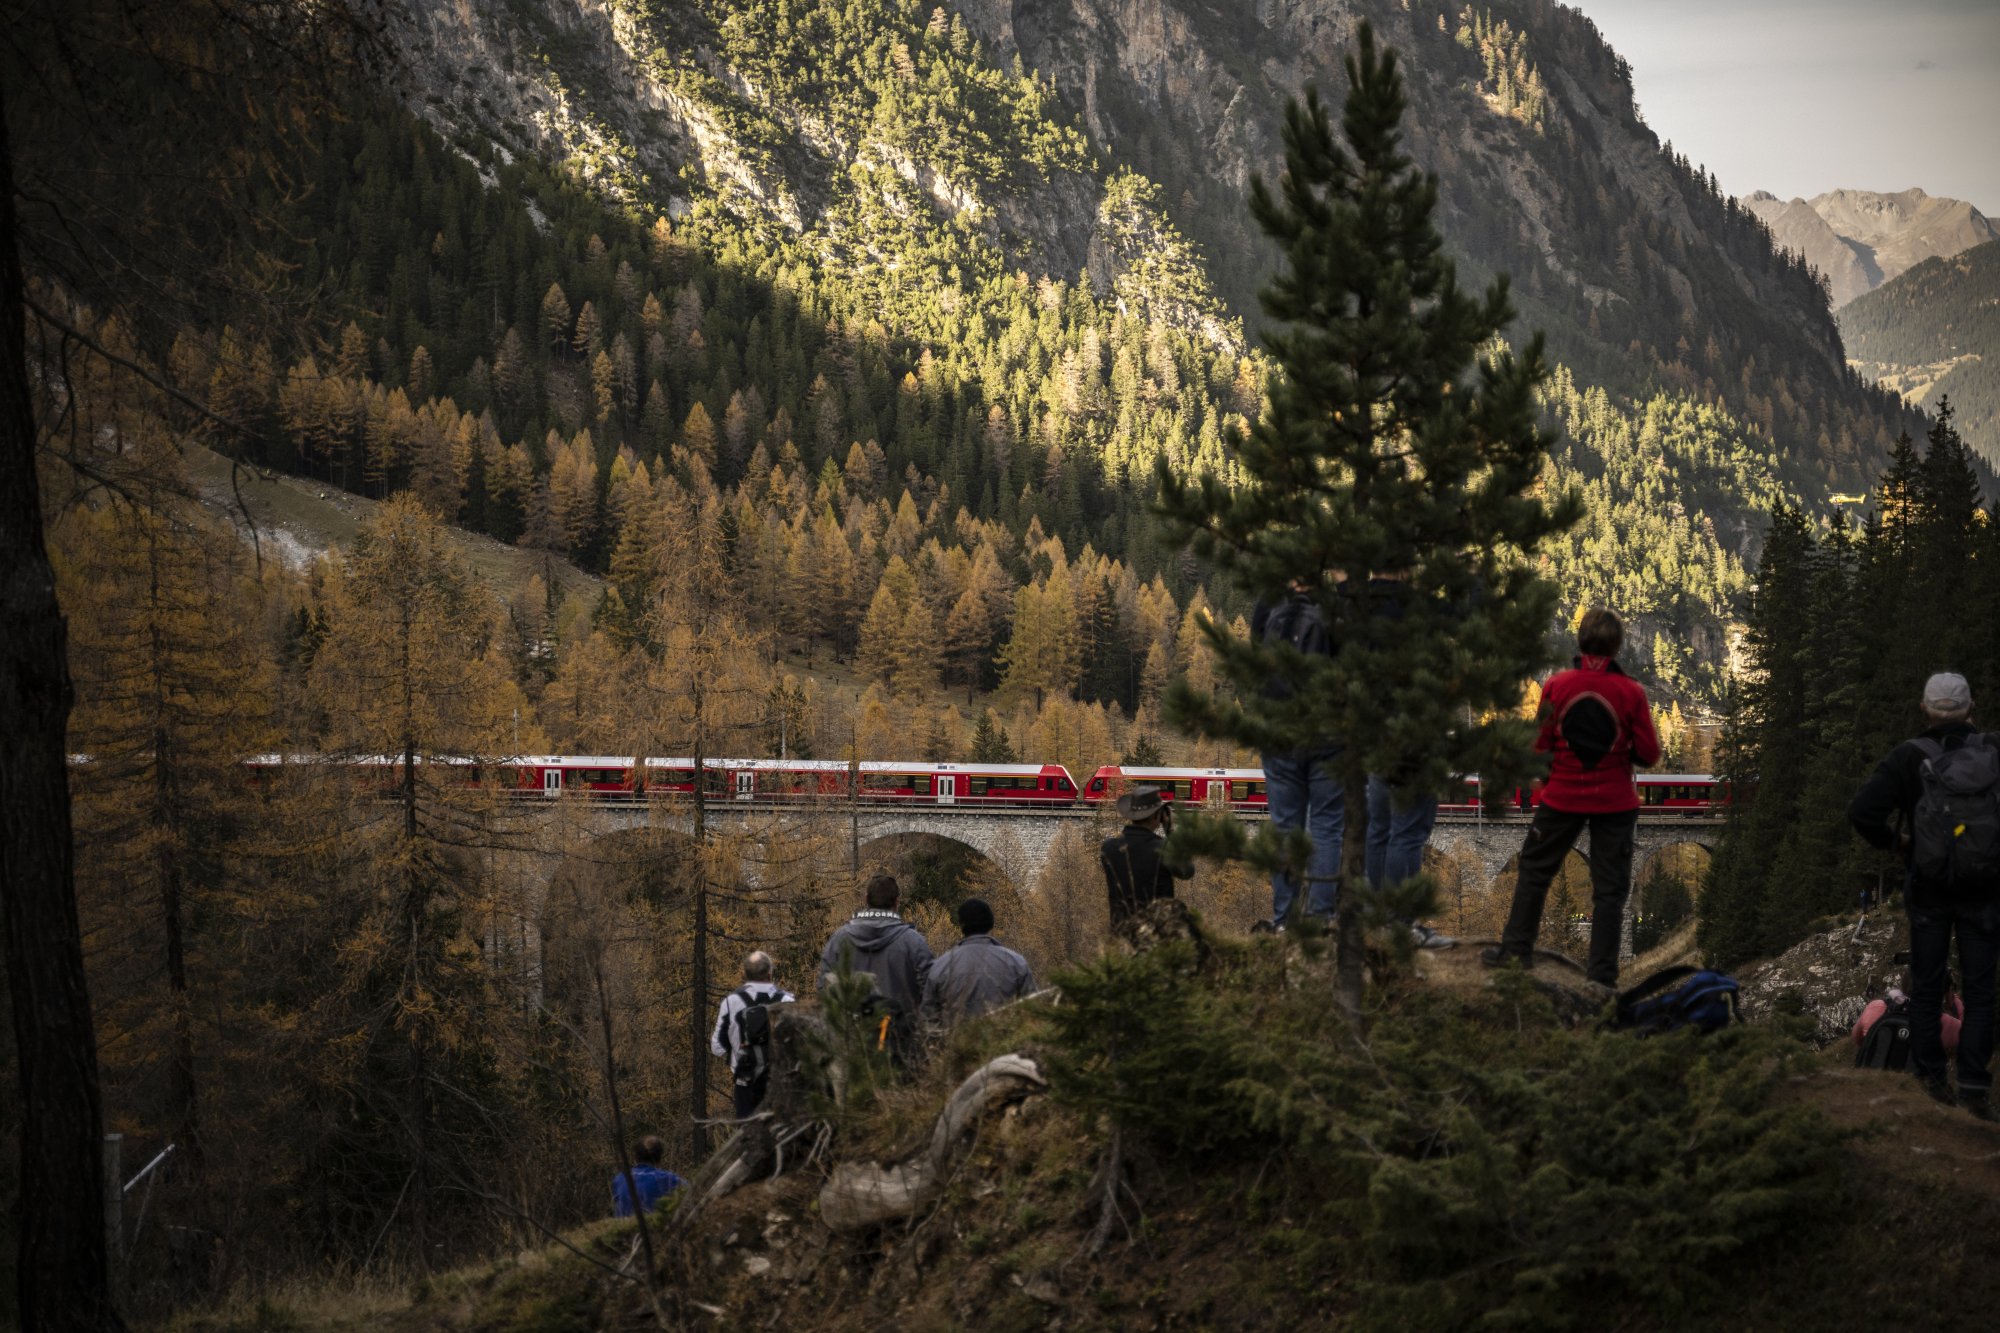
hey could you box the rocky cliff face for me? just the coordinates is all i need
[379,0,1919,509]
[387,0,1223,340]
[1741,186,1999,308]
[949,0,1903,485]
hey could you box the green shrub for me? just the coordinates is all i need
[1039,948,1844,1329]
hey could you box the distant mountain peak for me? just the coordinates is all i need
[1743,186,1998,305]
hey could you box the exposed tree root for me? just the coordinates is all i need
[818,1054,1047,1233]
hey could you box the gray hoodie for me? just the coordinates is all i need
[819,910,934,1016]
[921,934,1035,1028]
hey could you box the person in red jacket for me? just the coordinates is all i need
[1483,609,1661,984]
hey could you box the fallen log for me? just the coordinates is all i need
[818,1053,1047,1233]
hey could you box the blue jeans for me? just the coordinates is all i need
[1365,775,1439,889]
[1908,898,1998,1094]
[1264,750,1344,923]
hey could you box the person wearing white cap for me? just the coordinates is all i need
[1848,671,2000,1122]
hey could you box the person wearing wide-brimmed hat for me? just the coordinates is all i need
[1100,785,1194,924]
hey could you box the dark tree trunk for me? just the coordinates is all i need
[148,536,202,1176]
[690,707,709,1161]
[1334,756,1370,1020]
[0,100,127,1331]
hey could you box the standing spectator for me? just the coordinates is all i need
[611,1135,682,1218]
[1482,609,1660,983]
[1361,572,1453,948]
[922,898,1035,1029]
[1100,786,1194,924]
[1367,771,1453,948]
[710,951,793,1119]
[819,872,934,1021]
[1252,582,1341,929]
[1847,672,2000,1121]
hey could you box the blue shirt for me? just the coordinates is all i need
[612,1163,682,1217]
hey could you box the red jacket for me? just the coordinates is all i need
[1533,656,1661,813]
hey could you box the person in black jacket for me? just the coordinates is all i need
[1100,786,1194,924]
[1848,671,2000,1121]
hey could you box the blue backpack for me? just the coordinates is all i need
[1610,966,1740,1036]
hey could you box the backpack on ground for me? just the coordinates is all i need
[1855,997,1913,1071]
[1910,734,2000,892]
[731,988,787,1087]
[1608,965,1740,1036]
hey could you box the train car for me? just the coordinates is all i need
[1637,773,1726,812]
[1089,766,1495,813]
[641,759,1080,806]
[1084,765,1269,810]
[500,756,641,797]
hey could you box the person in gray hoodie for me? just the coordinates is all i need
[921,898,1035,1029]
[819,872,934,1022]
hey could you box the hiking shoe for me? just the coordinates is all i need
[1411,924,1456,950]
[1963,1091,2000,1123]
[1918,1073,1958,1107]
[1479,945,1531,970]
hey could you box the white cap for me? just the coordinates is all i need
[1922,672,1973,719]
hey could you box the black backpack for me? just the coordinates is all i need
[1910,734,2000,892]
[1608,966,1740,1036]
[1854,998,1913,1071]
[731,987,787,1086]
[1261,595,1332,701]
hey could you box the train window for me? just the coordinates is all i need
[1086,776,1105,793]
[862,772,902,790]
[574,768,625,786]
[912,776,931,795]
[1253,781,1266,797]
[969,778,989,795]
[1173,781,1193,800]
[1056,777,1073,792]
[1229,781,1249,801]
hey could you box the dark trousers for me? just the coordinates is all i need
[1908,899,1998,1094]
[733,1078,765,1120]
[1500,806,1637,984]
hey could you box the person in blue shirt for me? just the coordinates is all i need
[611,1135,683,1217]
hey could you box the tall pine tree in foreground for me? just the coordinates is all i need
[1156,23,1578,1010]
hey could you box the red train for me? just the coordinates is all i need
[243,755,1724,814]
[243,755,1080,806]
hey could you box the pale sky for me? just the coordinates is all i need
[1568,0,2000,213]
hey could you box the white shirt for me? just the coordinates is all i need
[710,981,794,1068]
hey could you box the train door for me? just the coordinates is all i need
[937,774,957,806]
[735,770,756,801]
[542,767,562,796]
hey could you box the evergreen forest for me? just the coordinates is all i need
[1704,406,1997,966]
[1839,239,2000,467]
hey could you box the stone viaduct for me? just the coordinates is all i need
[558,800,1719,958]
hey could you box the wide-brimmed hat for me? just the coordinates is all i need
[1115,785,1167,821]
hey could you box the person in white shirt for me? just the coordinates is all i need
[710,951,794,1118]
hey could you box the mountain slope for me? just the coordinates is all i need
[388,0,1915,494]
[1840,239,2000,464]
[1742,186,1999,308]
[954,0,1918,487]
